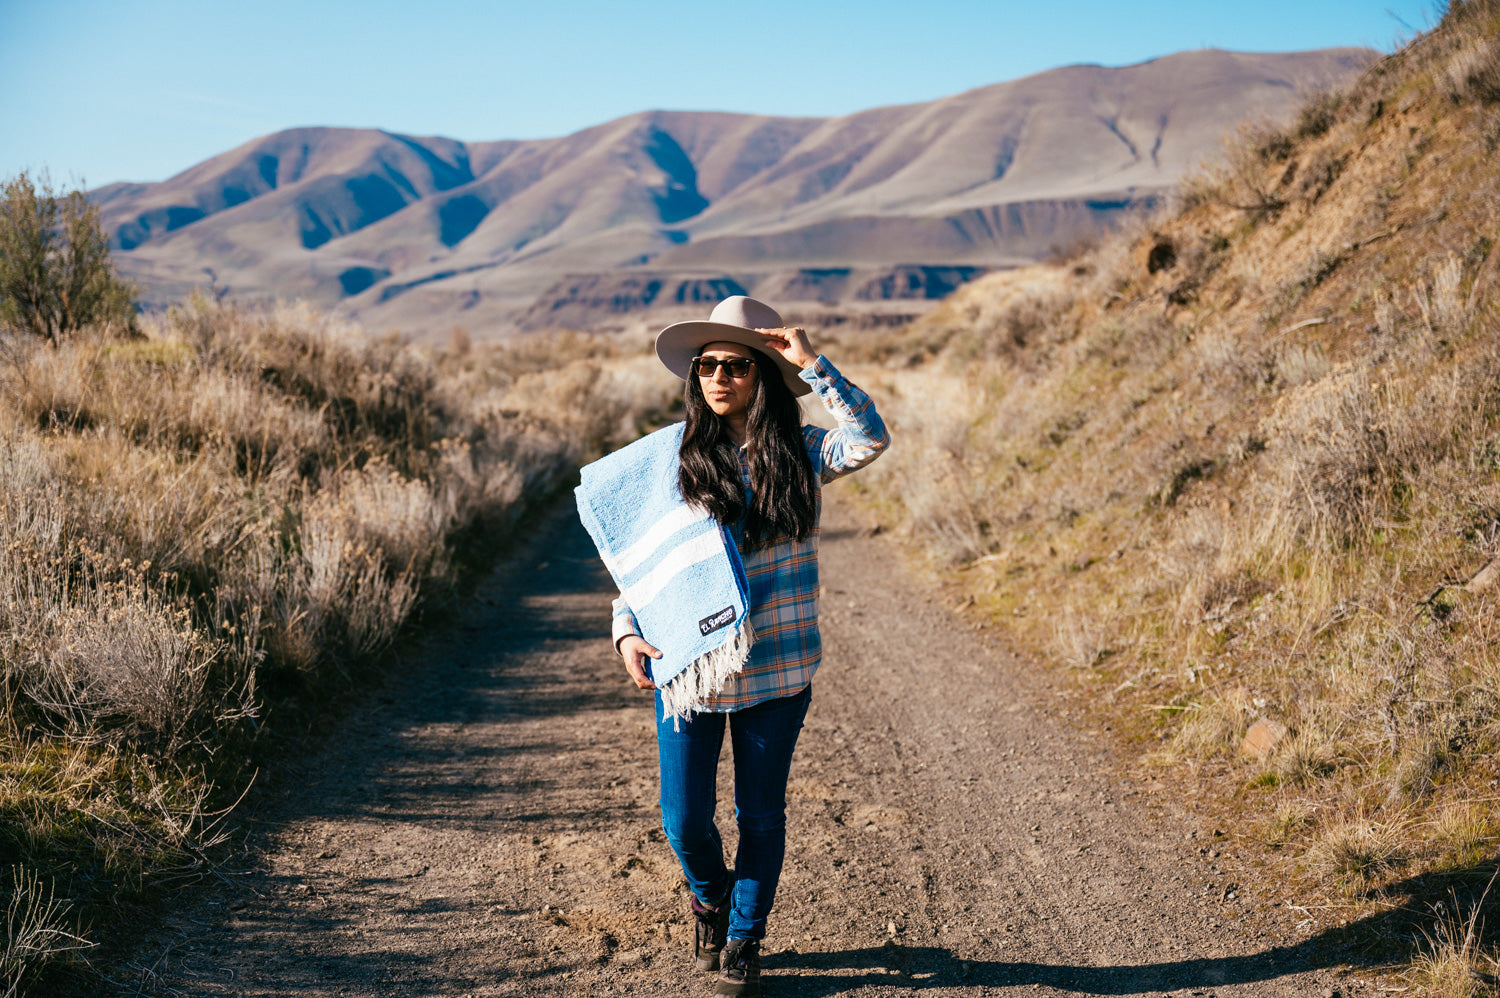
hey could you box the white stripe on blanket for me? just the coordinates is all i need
[603,505,704,577]
[622,531,725,611]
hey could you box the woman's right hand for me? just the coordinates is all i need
[617,635,661,690]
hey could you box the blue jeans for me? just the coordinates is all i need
[654,684,812,941]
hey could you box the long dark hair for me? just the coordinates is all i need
[678,347,817,549]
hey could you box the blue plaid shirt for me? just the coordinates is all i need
[612,354,889,711]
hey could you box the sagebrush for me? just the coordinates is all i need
[0,298,675,989]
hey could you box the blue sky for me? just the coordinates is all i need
[1,0,1439,188]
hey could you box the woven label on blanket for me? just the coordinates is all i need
[698,605,736,636]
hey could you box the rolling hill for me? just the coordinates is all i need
[94,47,1374,337]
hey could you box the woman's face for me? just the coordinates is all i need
[696,341,758,420]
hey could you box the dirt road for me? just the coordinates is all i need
[118,495,1394,996]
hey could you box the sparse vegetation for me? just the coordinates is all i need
[0,298,675,990]
[838,0,1500,979]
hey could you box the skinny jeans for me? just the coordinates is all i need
[654,684,812,941]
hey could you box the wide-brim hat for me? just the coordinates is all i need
[655,295,812,397]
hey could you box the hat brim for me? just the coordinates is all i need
[655,321,813,397]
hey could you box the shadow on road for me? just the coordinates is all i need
[238,507,639,833]
[753,864,1499,995]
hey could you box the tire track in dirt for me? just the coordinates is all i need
[117,494,1393,997]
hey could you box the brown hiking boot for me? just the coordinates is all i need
[690,892,730,971]
[715,938,761,995]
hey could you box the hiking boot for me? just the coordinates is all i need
[715,938,761,995]
[690,892,730,971]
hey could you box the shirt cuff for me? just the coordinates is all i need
[611,612,642,652]
[798,354,839,386]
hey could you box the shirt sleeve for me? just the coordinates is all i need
[611,595,642,654]
[799,354,891,484]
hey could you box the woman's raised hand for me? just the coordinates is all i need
[756,327,818,369]
[618,635,661,690]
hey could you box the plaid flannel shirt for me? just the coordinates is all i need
[611,354,889,711]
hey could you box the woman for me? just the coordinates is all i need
[609,295,888,995]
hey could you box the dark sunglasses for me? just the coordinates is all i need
[691,356,755,379]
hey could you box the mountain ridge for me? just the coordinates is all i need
[95,47,1376,337]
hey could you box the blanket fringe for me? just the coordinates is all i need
[658,617,756,728]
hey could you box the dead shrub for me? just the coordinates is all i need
[318,460,453,581]
[295,489,419,661]
[1294,90,1344,140]
[0,296,678,976]
[1118,312,1185,369]
[1155,509,1268,625]
[18,563,238,754]
[1294,148,1347,204]
[1157,508,1231,622]
[1265,799,1317,847]
[944,278,1071,364]
[896,455,1000,566]
[1416,254,1470,338]
[1194,328,1268,386]
[0,434,69,707]
[61,438,248,587]
[845,9,1500,980]
[1431,804,1497,869]
[179,367,329,478]
[1185,119,1295,216]
[0,332,106,431]
[1392,731,1451,801]
[1264,249,1344,327]
[1374,291,1403,341]
[1,866,93,997]
[859,368,1008,565]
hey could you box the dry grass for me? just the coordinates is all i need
[1307,814,1403,890]
[1265,798,1318,848]
[842,0,1500,975]
[1407,875,1500,998]
[1169,689,1256,759]
[1051,603,1112,670]
[1432,805,1498,870]
[2,866,92,998]
[1263,729,1340,787]
[0,299,675,987]
[1254,370,1398,558]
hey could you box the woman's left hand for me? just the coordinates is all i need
[757,327,818,370]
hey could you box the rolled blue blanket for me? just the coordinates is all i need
[575,423,754,721]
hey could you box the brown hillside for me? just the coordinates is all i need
[851,1,1500,976]
[93,48,1371,338]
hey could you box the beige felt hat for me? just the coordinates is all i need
[655,296,812,397]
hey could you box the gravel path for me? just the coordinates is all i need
[116,494,1395,997]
